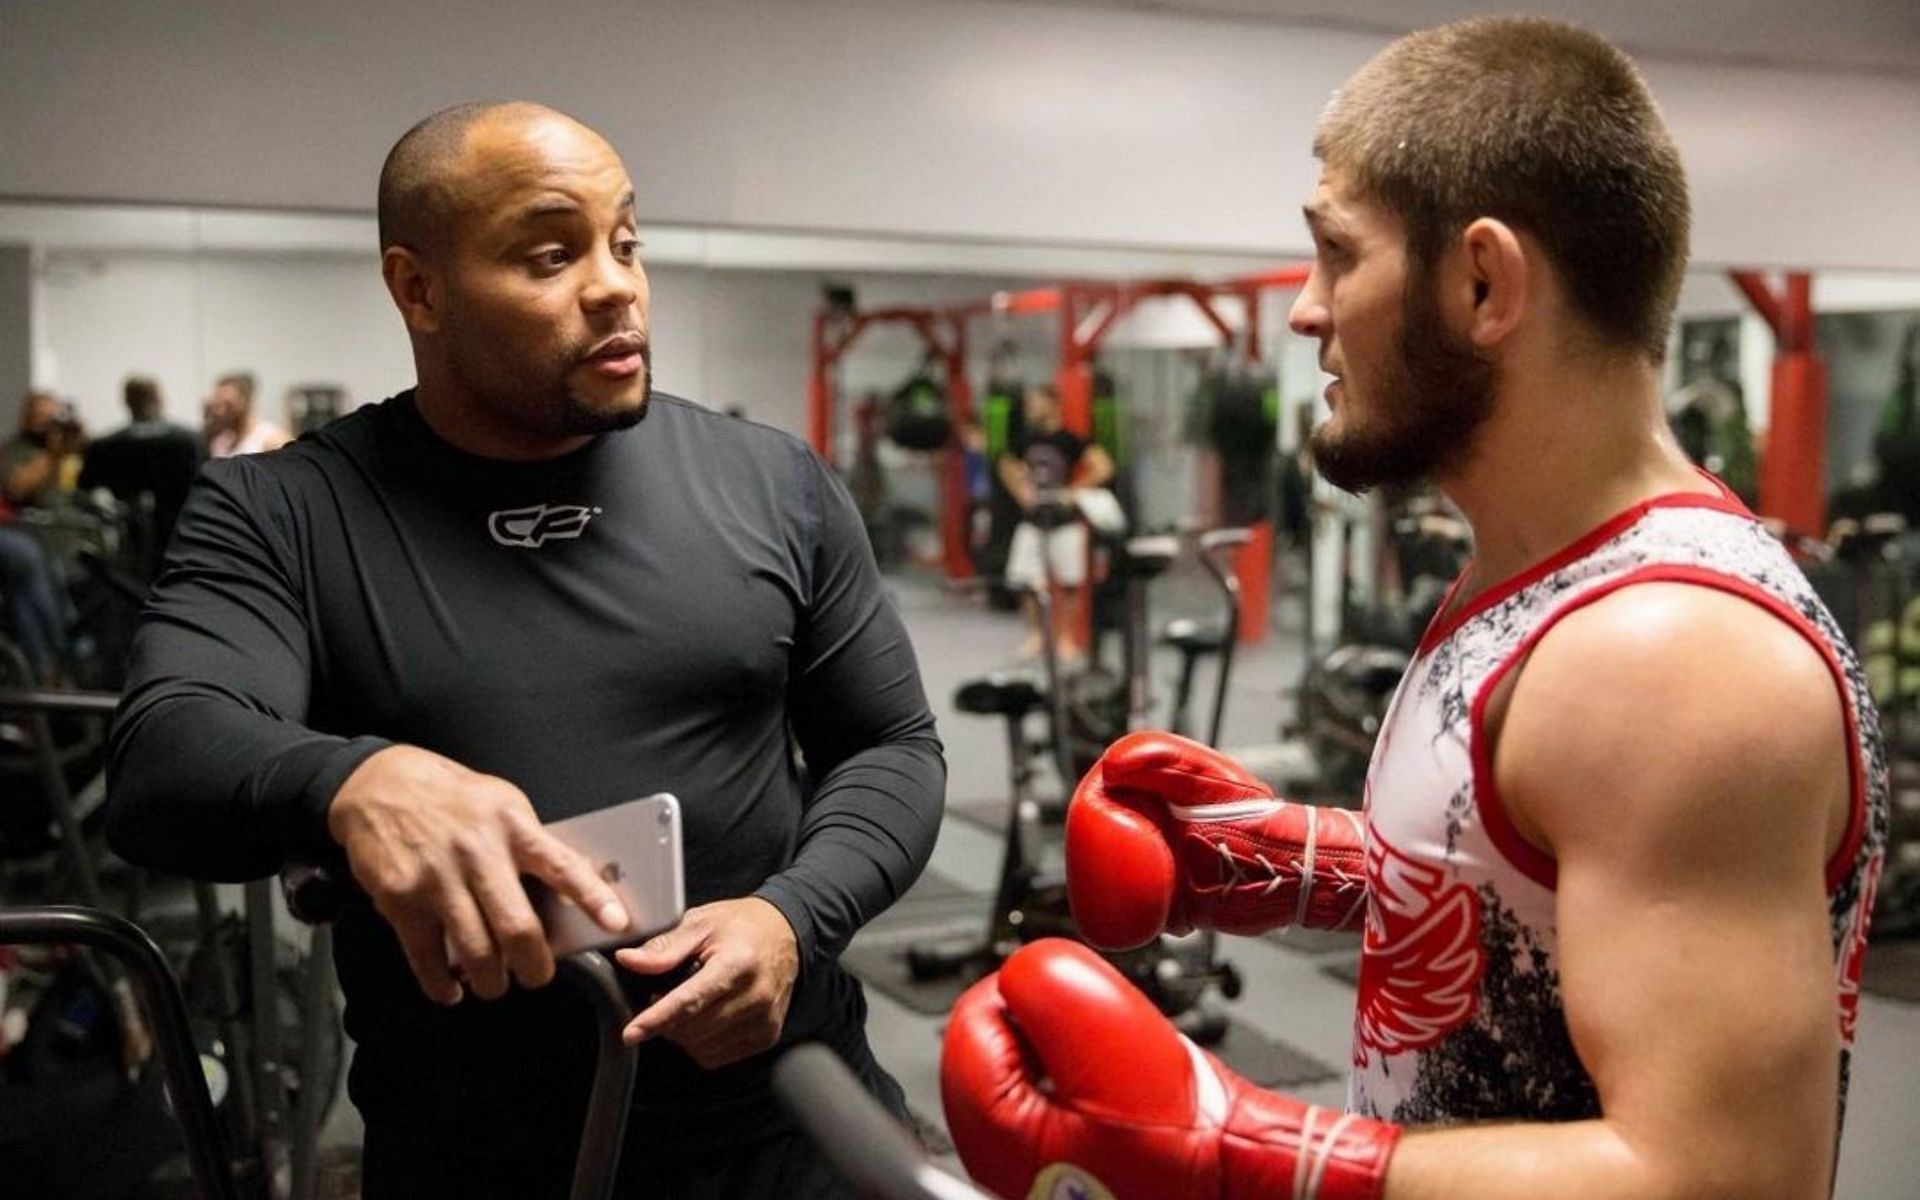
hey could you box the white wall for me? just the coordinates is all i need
[39,250,408,434]
[4,1,1919,269]
[0,245,31,407]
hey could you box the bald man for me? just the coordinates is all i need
[105,102,946,1198]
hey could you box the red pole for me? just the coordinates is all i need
[1732,270,1826,538]
[1236,523,1273,647]
[808,309,834,464]
[1239,283,1262,362]
[1228,264,1312,291]
[1057,286,1096,437]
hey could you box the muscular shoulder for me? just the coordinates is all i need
[1494,581,1848,875]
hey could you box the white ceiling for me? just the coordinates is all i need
[1020,0,1920,76]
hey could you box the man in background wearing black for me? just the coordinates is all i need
[79,375,204,577]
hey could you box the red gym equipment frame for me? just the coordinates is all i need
[1730,270,1827,539]
[809,305,976,579]
[810,264,1828,635]
[809,266,1310,645]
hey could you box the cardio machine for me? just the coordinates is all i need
[908,500,1248,1035]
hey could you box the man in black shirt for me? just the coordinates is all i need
[104,101,945,1198]
[997,383,1113,659]
[78,375,204,577]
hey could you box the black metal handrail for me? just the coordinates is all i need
[0,905,240,1200]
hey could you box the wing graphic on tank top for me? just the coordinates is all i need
[1837,853,1881,1045]
[1354,831,1485,1065]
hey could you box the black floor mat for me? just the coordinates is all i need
[1863,938,1920,1004]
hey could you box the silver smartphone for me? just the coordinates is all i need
[528,793,687,957]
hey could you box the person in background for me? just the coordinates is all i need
[0,518,69,685]
[3,389,86,510]
[997,383,1113,660]
[203,371,291,458]
[79,376,205,576]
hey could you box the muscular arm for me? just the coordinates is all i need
[754,448,946,966]
[1387,585,1850,1200]
[104,459,390,880]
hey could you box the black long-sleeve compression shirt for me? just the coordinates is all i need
[105,390,945,1155]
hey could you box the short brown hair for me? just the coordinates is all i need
[1316,16,1689,361]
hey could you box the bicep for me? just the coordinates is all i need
[1499,587,1848,1196]
[1552,831,1837,1193]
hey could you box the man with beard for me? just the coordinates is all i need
[942,17,1887,1200]
[105,102,945,1199]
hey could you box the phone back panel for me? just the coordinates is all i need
[531,793,686,956]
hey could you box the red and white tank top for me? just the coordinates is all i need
[1347,483,1888,1128]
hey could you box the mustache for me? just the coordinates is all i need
[578,331,650,365]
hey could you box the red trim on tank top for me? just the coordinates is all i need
[1470,563,1869,895]
[1417,473,1750,659]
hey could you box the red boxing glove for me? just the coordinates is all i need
[942,939,1398,1200]
[1066,731,1368,950]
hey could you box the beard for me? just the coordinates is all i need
[451,333,652,442]
[1310,275,1496,494]
[555,342,651,436]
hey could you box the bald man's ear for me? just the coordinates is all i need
[382,246,442,335]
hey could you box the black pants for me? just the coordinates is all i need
[360,1054,909,1200]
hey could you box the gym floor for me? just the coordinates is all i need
[307,566,1920,1198]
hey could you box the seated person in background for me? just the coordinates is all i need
[997,383,1113,660]
[3,389,86,510]
[80,375,205,575]
[0,520,70,684]
[203,371,291,458]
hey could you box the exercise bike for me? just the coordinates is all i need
[908,500,1248,1038]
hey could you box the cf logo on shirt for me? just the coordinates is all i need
[487,503,601,548]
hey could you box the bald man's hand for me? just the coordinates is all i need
[326,745,629,1005]
[616,898,801,1069]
